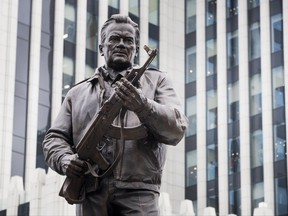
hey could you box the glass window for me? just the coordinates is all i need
[249,22,261,60]
[37,104,50,169]
[62,56,75,96]
[39,48,52,93]
[206,39,217,76]
[271,14,283,53]
[272,66,285,109]
[129,0,140,17]
[229,189,241,215]
[15,39,29,83]
[228,138,240,174]
[186,96,197,137]
[149,0,158,25]
[37,47,52,169]
[86,13,98,52]
[186,46,196,83]
[251,130,263,167]
[275,178,288,216]
[248,0,260,9]
[226,0,238,18]
[207,90,217,130]
[186,0,196,33]
[18,0,31,25]
[186,150,197,186]
[11,151,25,176]
[227,30,238,69]
[64,3,77,43]
[85,65,95,78]
[207,143,218,180]
[108,0,119,8]
[206,0,217,26]
[12,36,29,178]
[273,124,286,161]
[41,0,54,34]
[148,38,159,68]
[252,182,264,211]
[250,73,262,115]
[228,82,239,123]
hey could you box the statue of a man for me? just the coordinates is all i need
[43,14,187,216]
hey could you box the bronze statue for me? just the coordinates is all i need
[43,14,187,216]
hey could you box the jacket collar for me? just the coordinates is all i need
[87,66,133,84]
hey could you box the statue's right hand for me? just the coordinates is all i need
[60,154,87,178]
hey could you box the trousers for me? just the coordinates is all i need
[76,176,160,216]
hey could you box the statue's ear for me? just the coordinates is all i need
[99,44,104,56]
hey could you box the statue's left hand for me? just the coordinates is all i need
[115,77,148,113]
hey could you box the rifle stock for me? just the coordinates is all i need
[59,45,157,204]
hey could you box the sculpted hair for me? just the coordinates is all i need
[100,14,140,46]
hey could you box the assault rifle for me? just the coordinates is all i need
[59,45,157,204]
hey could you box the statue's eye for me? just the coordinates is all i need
[109,36,120,43]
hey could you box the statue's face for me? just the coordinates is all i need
[99,22,138,71]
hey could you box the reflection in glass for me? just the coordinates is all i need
[64,3,77,43]
[226,0,238,18]
[12,37,29,178]
[228,82,239,123]
[37,46,52,169]
[85,65,95,78]
[270,14,283,53]
[18,0,32,25]
[229,189,241,215]
[186,96,197,137]
[108,0,119,8]
[11,151,25,176]
[273,124,286,162]
[148,38,158,68]
[207,90,217,130]
[207,144,218,180]
[249,74,262,115]
[63,1,76,97]
[186,46,196,83]
[249,22,261,60]
[227,31,238,69]
[250,130,263,167]
[206,39,217,76]
[272,66,285,109]
[186,150,197,186]
[206,0,217,26]
[129,0,140,17]
[275,178,288,216]
[149,0,158,25]
[63,56,75,96]
[228,138,240,174]
[186,0,196,33]
[252,182,264,211]
[86,13,98,52]
[248,0,260,9]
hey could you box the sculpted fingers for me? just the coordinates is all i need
[61,154,87,178]
[115,78,147,112]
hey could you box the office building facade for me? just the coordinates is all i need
[0,0,186,215]
[184,0,288,215]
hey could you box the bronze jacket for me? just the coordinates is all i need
[43,67,188,193]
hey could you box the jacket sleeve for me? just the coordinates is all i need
[42,93,75,175]
[138,73,188,145]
